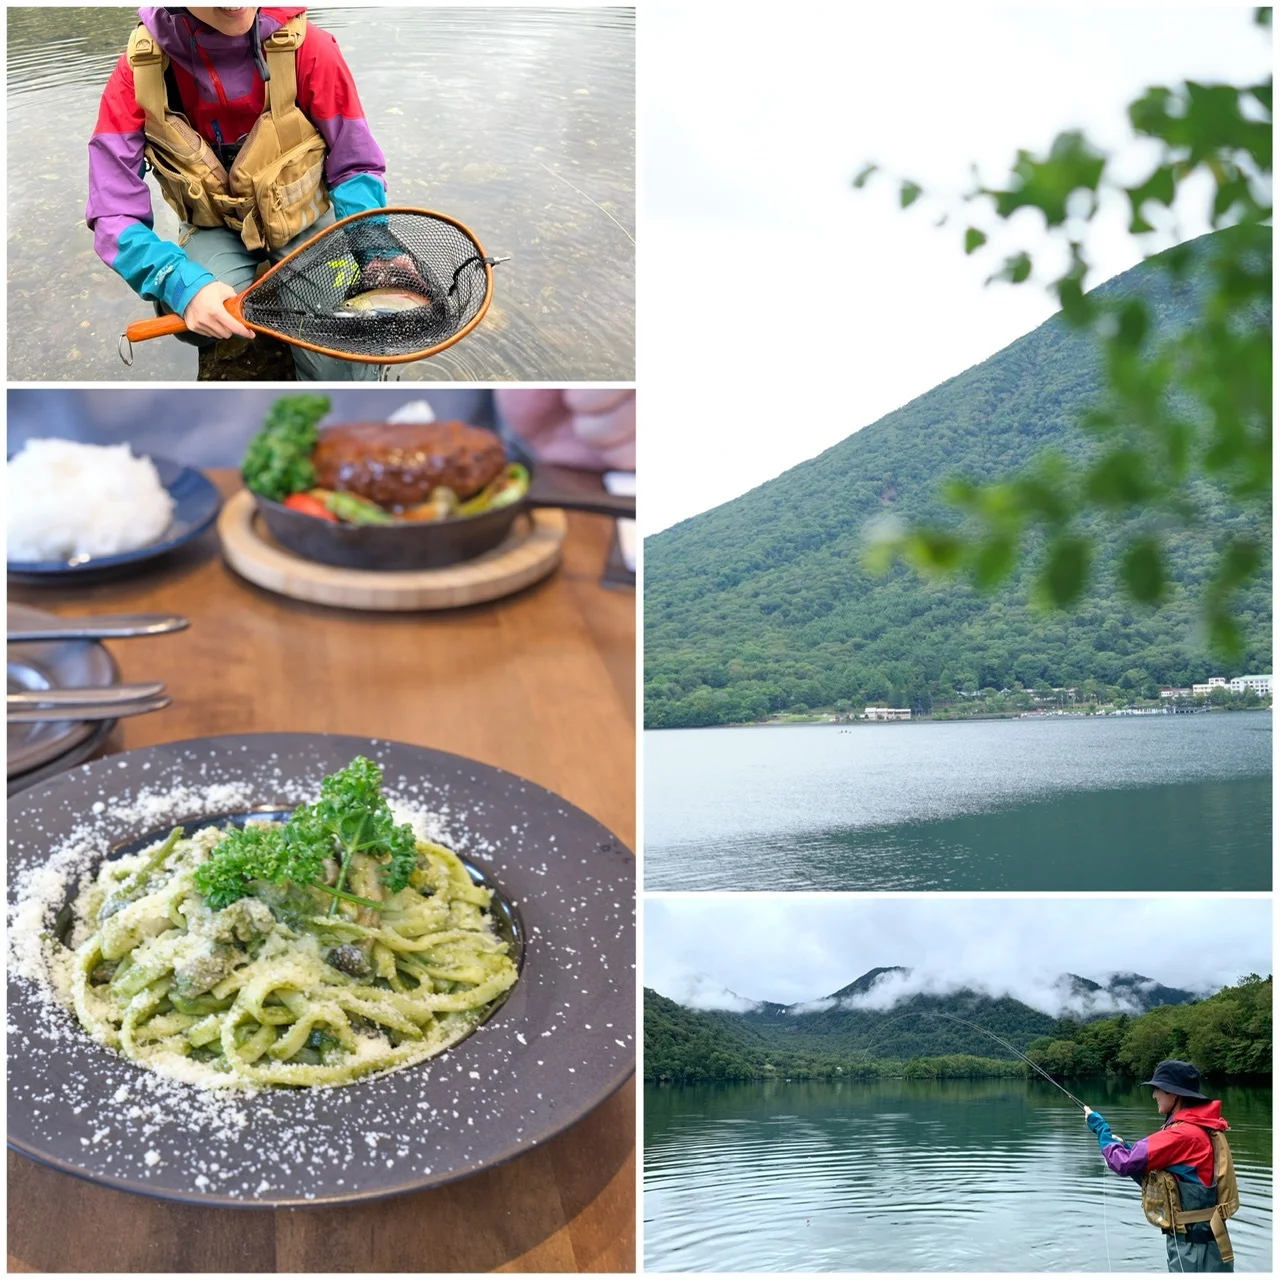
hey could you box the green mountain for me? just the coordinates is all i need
[645,231,1271,729]
[644,973,1271,1083]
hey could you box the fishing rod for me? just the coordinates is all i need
[874,1008,1092,1109]
[929,1011,1092,1110]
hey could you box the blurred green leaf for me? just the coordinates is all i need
[900,180,923,208]
[1115,299,1150,350]
[964,227,987,254]
[990,252,1033,285]
[1040,536,1091,606]
[852,162,878,189]
[906,530,964,571]
[1084,451,1153,508]
[1122,537,1166,603]
[989,131,1106,226]
[973,534,1018,589]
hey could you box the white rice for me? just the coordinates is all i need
[7,439,176,563]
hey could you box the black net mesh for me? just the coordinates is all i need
[242,210,491,361]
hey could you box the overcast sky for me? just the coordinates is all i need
[640,6,1270,534]
[645,897,1272,1016]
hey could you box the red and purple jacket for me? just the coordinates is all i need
[87,6,387,316]
[1089,1099,1228,1187]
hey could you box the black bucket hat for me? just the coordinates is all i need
[1142,1059,1209,1100]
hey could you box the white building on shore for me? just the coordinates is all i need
[864,707,912,721]
[1192,677,1228,696]
[1229,674,1273,696]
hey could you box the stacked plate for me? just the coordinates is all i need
[7,604,121,795]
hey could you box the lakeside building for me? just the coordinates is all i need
[864,707,912,721]
[1160,687,1192,698]
[1192,677,1228,695]
[1186,675,1272,697]
[1229,674,1273,696]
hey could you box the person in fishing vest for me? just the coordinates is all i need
[87,6,392,380]
[1084,1060,1237,1273]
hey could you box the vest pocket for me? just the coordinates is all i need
[145,145,223,228]
[254,133,330,251]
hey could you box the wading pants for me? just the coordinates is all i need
[1166,1233,1233,1272]
[162,207,381,382]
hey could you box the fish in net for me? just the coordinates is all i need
[121,207,505,365]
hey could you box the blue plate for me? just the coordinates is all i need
[7,457,221,581]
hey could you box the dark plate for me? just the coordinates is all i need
[7,604,120,777]
[7,458,221,581]
[8,733,635,1208]
[6,717,114,797]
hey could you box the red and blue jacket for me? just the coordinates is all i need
[87,6,387,317]
[1089,1099,1228,1187]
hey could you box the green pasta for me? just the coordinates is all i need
[67,812,517,1089]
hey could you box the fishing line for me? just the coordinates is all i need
[1102,1161,1112,1272]
[536,160,637,245]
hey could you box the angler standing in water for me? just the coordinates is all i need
[87,6,398,380]
[1085,1060,1238,1272]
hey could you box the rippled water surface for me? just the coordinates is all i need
[645,714,1272,891]
[645,1079,1273,1272]
[8,6,634,380]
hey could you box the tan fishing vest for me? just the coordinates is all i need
[1141,1127,1239,1264]
[126,15,330,251]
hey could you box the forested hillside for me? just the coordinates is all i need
[645,231,1271,728]
[645,975,1271,1083]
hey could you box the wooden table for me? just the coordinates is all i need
[7,472,635,1274]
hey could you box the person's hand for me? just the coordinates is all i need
[495,389,635,472]
[1083,1106,1093,1119]
[182,281,253,340]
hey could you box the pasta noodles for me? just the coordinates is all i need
[65,816,518,1089]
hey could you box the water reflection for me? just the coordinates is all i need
[645,1080,1274,1272]
[7,6,634,381]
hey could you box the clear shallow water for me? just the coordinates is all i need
[645,714,1272,891]
[7,6,634,381]
[644,1079,1273,1273]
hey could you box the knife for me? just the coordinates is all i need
[7,682,166,708]
[7,695,171,723]
[7,614,189,643]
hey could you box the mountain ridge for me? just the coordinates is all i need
[644,973,1272,1083]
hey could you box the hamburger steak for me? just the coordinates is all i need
[312,421,507,508]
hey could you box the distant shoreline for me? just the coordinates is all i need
[644,706,1273,731]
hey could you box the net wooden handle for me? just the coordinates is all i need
[125,313,191,342]
[124,297,246,344]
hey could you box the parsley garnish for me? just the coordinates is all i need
[194,756,419,911]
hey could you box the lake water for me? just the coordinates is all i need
[644,714,1272,891]
[7,6,634,381]
[644,1079,1274,1273]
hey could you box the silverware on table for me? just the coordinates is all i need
[6,613,189,643]
[7,695,171,723]
[7,682,167,708]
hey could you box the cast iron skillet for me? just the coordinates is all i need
[252,437,635,572]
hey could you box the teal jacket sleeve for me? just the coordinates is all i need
[330,174,388,220]
[105,220,217,317]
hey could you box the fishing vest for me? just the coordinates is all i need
[126,15,330,252]
[1141,1125,1239,1264]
